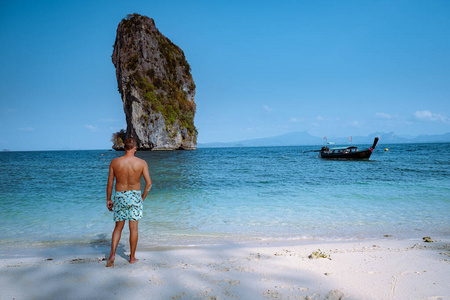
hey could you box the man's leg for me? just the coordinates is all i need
[106,221,125,267]
[129,220,139,264]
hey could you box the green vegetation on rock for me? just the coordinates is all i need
[128,71,196,134]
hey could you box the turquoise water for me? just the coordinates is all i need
[0,143,449,249]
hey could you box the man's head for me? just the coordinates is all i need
[124,137,137,151]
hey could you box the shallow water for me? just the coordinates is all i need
[0,143,449,249]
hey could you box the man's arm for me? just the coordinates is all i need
[106,162,115,211]
[141,161,152,201]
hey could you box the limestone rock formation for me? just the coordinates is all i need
[112,13,197,150]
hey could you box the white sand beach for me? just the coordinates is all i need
[0,237,448,300]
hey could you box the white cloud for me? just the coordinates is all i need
[348,120,363,127]
[263,105,272,112]
[290,117,304,123]
[316,116,324,121]
[84,125,99,132]
[414,110,447,122]
[99,118,118,123]
[241,127,255,133]
[376,112,392,119]
[19,127,35,131]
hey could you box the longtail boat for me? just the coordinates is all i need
[304,137,379,160]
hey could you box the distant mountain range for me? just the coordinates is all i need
[198,131,450,148]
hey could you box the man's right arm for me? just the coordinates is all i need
[106,162,115,211]
[141,161,152,201]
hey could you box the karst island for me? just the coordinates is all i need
[111,13,197,150]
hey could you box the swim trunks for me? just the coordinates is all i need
[113,190,143,221]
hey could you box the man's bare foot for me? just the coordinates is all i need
[129,258,139,264]
[106,256,115,267]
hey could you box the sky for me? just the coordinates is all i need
[0,0,449,150]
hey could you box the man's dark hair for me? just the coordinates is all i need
[124,137,137,150]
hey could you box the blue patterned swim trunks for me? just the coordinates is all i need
[113,190,143,221]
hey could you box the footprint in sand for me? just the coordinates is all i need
[149,275,163,285]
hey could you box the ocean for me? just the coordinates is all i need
[0,143,449,250]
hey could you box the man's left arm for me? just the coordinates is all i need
[106,163,115,211]
[141,161,152,201]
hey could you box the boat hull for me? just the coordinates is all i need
[320,149,373,160]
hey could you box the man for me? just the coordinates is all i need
[106,137,152,267]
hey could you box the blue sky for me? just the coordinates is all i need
[1,0,449,150]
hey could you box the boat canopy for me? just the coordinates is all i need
[329,146,358,150]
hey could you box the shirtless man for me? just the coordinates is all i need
[106,137,152,267]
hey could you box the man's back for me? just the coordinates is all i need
[111,156,145,191]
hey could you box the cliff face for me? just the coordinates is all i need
[112,13,197,150]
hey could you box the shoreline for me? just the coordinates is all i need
[1,237,448,299]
